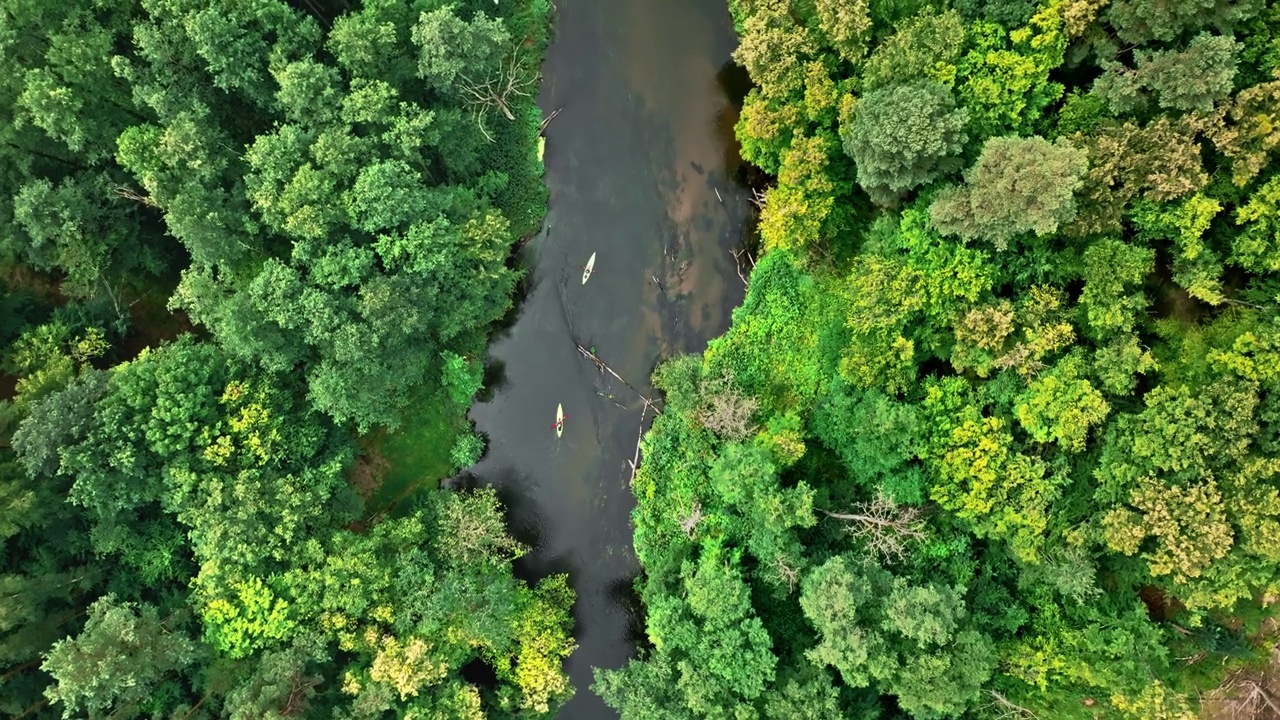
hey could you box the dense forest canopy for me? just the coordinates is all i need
[0,1,575,718]
[598,0,1280,718]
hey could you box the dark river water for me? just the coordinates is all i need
[466,0,750,716]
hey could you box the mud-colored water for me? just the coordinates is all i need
[465,0,751,716]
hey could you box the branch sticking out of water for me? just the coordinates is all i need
[627,404,648,485]
[575,344,662,415]
[730,248,755,290]
[539,106,563,135]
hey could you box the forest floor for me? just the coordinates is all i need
[358,384,465,519]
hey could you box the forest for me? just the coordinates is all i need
[0,1,578,718]
[596,0,1280,718]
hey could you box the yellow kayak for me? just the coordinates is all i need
[555,403,564,438]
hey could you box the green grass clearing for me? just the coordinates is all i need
[365,384,467,515]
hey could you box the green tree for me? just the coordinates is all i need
[758,133,839,251]
[814,0,872,64]
[1079,237,1154,336]
[860,8,966,91]
[1234,174,1280,273]
[1093,33,1240,114]
[955,16,1064,140]
[1205,74,1280,185]
[222,634,327,720]
[841,81,968,205]
[930,135,1089,249]
[1106,0,1260,45]
[412,6,511,93]
[800,556,996,719]
[42,595,199,718]
[920,377,1062,560]
[1015,353,1110,452]
[732,0,819,101]
[1070,117,1208,234]
[1131,195,1226,304]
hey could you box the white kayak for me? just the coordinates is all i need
[582,252,596,285]
[555,403,564,438]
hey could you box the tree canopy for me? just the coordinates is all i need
[604,0,1280,718]
[0,1,572,718]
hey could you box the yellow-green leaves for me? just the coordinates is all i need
[1131,194,1225,305]
[1016,354,1109,452]
[921,377,1058,560]
[1234,174,1280,273]
[201,575,297,659]
[861,9,965,91]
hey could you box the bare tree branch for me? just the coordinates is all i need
[457,46,538,134]
[697,369,758,441]
[983,691,1042,720]
[775,555,799,591]
[679,501,702,536]
[112,185,158,208]
[821,490,925,561]
[730,248,755,290]
[628,405,648,485]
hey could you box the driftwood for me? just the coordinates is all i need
[627,404,648,485]
[576,344,661,414]
[730,248,755,290]
[539,106,563,135]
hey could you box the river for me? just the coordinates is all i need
[466,0,751,716]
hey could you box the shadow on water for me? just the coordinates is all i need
[465,0,751,717]
[476,358,507,402]
[715,59,754,190]
[605,575,651,653]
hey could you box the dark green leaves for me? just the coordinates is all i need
[841,81,968,205]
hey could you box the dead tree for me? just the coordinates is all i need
[982,691,1042,720]
[775,555,799,590]
[698,369,758,441]
[112,184,158,208]
[679,501,703,536]
[821,490,925,561]
[458,47,538,140]
[730,247,756,290]
[1202,649,1280,720]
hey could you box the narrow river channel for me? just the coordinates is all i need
[466,0,751,716]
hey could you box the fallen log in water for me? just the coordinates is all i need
[627,405,648,485]
[575,344,662,415]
